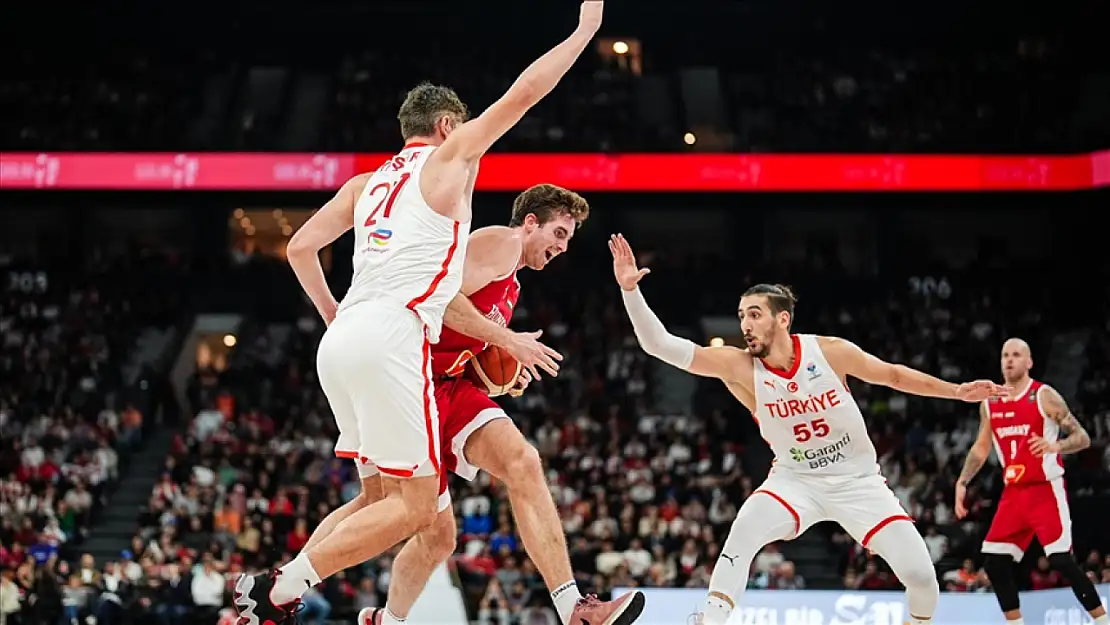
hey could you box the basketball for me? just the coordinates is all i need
[465,345,522,396]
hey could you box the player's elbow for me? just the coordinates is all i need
[286,233,316,259]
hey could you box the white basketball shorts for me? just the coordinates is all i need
[753,469,913,548]
[316,300,440,480]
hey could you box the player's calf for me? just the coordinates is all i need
[1047,553,1109,618]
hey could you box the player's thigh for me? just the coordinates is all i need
[316,326,360,459]
[388,473,441,524]
[751,471,824,538]
[825,473,913,549]
[983,486,1036,560]
[1031,479,1073,555]
[439,381,516,481]
[348,313,441,479]
[435,378,509,480]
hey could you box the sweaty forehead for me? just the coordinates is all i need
[1001,339,1030,356]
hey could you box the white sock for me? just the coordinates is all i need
[908,618,932,625]
[1005,619,1024,625]
[551,580,583,624]
[1092,615,1109,625]
[703,593,733,625]
[273,553,321,604]
[381,608,407,624]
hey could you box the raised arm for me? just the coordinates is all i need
[609,234,746,381]
[435,2,603,163]
[1030,385,1091,456]
[955,402,994,518]
[287,174,367,325]
[817,336,1007,402]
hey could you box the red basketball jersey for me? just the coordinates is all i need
[986,379,1064,486]
[431,271,521,377]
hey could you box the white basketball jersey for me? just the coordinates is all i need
[752,334,878,476]
[338,143,470,343]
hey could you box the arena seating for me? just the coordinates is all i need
[5,246,1102,625]
[0,252,187,625]
[2,17,1102,153]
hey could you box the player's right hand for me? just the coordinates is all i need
[955,379,1009,402]
[506,330,562,379]
[609,233,651,291]
[954,482,969,519]
[579,1,604,34]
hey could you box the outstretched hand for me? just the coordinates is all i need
[956,380,1009,402]
[609,234,650,291]
[579,1,604,33]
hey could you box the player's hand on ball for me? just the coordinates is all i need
[954,482,969,519]
[1028,434,1059,457]
[506,330,562,379]
[955,379,1009,402]
[507,369,532,397]
[578,1,604,34]
[609,234,650,291]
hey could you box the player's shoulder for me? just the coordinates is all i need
[343,172,374,194]
[466,226,522,271]
[813,335,857,353]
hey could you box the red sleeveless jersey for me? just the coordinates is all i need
[431,271,521,377]
[986,379,1064,486]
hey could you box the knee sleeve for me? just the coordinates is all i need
[863,520,938,619]
[983,553,1021,613]
[1048,553,1103,611]
[707,493,797,606]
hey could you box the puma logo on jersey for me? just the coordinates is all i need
[763,380,776,390]
[995,424,1031,438]
[764,388,841,418]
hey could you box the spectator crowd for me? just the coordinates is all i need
[2,244,1104,625]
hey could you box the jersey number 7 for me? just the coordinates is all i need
[363,173,412,232]
[793,418,830,443]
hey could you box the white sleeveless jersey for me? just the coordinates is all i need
[752,334,878,477]
[338,143,470,343]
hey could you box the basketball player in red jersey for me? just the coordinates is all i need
[359,185,644,625]
[955,338,1106,625]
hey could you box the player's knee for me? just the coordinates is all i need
[900,560,939,592]
[421,510,458,561]
[501,443,544,487]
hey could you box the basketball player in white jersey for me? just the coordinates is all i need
[608,234,1008,625]
[232,4,605,623]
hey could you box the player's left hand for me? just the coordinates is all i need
[507,369,532,397]
[955,379,1009,402]
[1028,434,1060,457]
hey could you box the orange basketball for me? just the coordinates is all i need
[465,345,521,397]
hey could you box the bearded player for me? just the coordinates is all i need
[351,185,645,625]
[609,234,1008,625]
[955,338,1106,625]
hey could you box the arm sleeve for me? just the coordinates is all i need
[621,287,696,369]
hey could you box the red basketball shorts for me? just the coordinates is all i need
[982,477,1072,560]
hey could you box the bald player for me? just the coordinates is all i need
[955,338,1106,625]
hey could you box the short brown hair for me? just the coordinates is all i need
[397,82,469,140]
[742,283,797,329]
[509,184,590,227]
